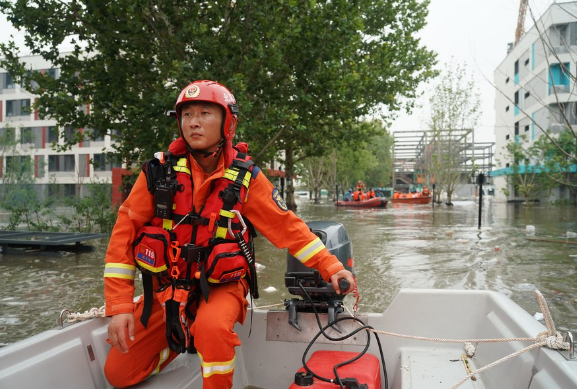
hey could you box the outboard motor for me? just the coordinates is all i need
[284,221,354,332]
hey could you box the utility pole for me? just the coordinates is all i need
[477,173,485,229]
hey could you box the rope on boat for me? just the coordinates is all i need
[66,306,106,323]
[65,291,568,388]
[345,290,569,389]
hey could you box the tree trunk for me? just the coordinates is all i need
[314,186,320,203]
[285,147,297,211]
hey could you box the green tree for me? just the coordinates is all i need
[497,135,550,204]
[0,125,57,231]
[1,0,436,211]
[299,120,392,201]
[534,130,577,206]
[57,180,118,233]
[425,62,481,204]
[364,126,394,188]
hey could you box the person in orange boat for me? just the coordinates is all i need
[352,180,366,201]
[422,186,431,197]
[366,188,376,199]
[102,80,355,389]
[352,188,366,201]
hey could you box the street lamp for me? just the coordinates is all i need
[472,171,492,229]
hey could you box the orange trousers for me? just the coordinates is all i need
[104,280,249,389]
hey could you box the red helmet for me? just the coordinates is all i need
[175,80,239,142]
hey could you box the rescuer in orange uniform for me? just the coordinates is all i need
[352,180,366,201]
[103,80,355,389]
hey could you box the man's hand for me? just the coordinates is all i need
[329,269,355,295]
[108,313,135,353]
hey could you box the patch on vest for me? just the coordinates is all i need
[219,269,246,283]
[272,188,288,211]
[136,244,155,266]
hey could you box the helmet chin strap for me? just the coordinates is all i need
[184,138,225,159]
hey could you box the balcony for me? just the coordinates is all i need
[551,84,570,94]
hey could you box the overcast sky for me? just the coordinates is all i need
[0,0,562,143]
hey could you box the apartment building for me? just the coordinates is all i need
[493,1,577,203]
[0,53,120,200]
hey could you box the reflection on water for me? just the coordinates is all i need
[1,199,576,346]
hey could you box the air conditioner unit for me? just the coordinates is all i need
[553,46,568,54]
[550,123,566,133]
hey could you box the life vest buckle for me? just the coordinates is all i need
[169,241,181,279]
[227,209,247,236]
[208,213,217,232]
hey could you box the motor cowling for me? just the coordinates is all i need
[286,221,354,275]
[284,221,354,332]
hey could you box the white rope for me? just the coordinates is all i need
[450,342,546,389]
[66,306,106,323]
[64,290,570,389]
[345,290,569,389]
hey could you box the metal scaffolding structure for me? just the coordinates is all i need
[392,130,494,190]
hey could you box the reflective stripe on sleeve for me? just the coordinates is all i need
[198,352,235,377]
[293,237,324,265]
[104,263,136,280]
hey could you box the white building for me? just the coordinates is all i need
[0,53,120,200]
[493,1,577,203]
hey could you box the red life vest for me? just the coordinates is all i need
[352,190,364,201]
[133,139,258,353]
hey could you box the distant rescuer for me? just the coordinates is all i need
[102,80,355,389]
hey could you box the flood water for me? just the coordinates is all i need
[1,198,576,347]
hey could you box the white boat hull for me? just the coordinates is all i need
[0,289,575,389]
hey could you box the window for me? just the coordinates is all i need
[93,153,122,171]
[63,126,77,143]
[48,155,75,172]
[549,63,570,94]
[47,126,59,143]
[44,68,58,79]
[525,125,529,132]
[524,58,530,66]
[6,99,31,117]
[48,184,76,200]
[506,134,510,140]
[525,91,530,99]
[506,106,510,112]
[506,163,510,168]
[514,122,519,136]
[6,156,32,176]
[21,127,43,148]
[36,155,45,178]
[64,184,76,197]
[20,127,35,144]
[0,127,16,145]
[1,73,14,89]
[506,76,510,84]
[514,60,519,84]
